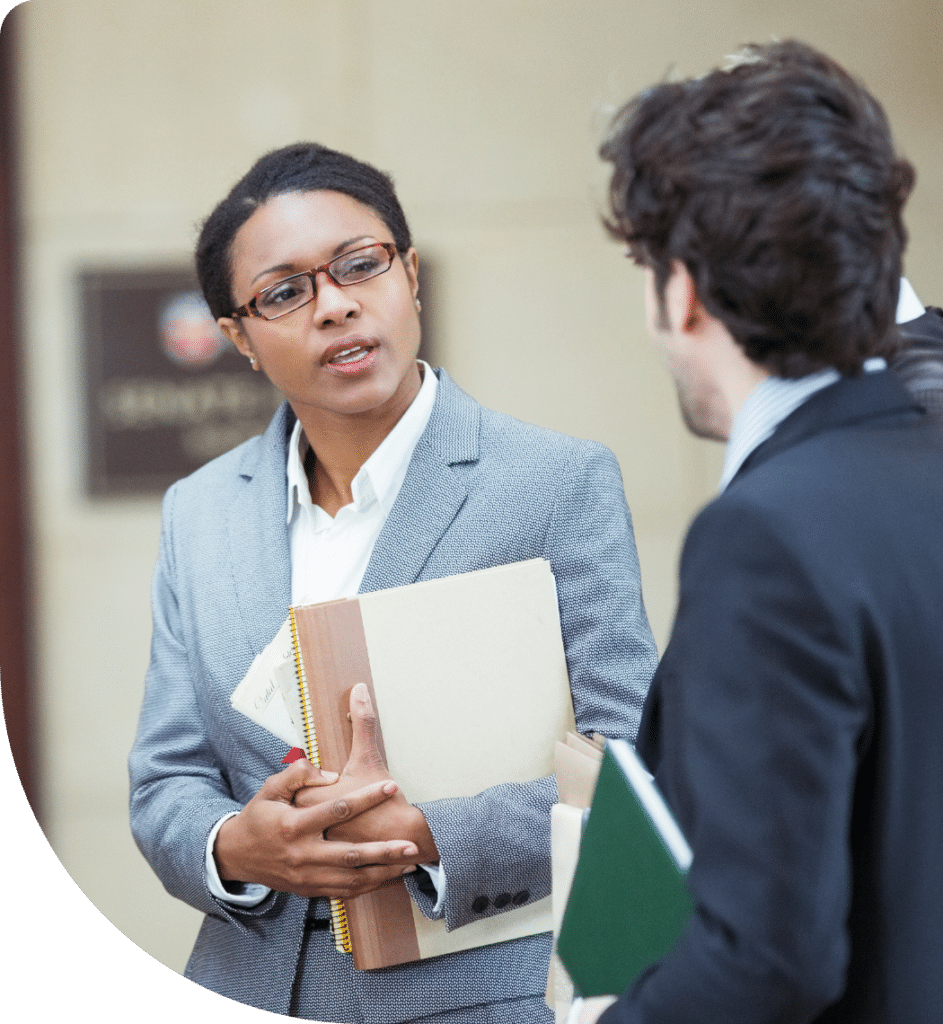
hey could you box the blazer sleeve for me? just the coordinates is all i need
[128,484,278,924]
[405,440,658,930]
[604,498,866,1023]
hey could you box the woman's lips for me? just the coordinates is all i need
[322,338,379,374]
[331,345,372,364]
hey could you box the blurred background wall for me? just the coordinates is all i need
[4,0,941,983]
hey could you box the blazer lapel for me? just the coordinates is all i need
[733,369,920,484]
[227,402,294,655]
[360,370,479,593]
[223,374,480,616]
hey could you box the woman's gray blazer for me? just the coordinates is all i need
[129,369,657,1022]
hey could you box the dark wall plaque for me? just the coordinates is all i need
[81,267,283,496]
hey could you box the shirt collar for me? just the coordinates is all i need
[719,357,887,492]
[286,360,438,522]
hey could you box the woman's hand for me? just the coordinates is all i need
[213,756,419,900]
[294,683,440,864]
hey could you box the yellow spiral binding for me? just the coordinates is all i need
[289,607,320,768]
[288,607,353,955]
[329,898,353,953]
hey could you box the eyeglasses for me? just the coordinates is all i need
[231,242,399,320]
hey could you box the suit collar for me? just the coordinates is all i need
[720,368,840,491]
[360,368,479,591]
[731,369,921,485]
[237,398,295,481]
[408,367,480,465]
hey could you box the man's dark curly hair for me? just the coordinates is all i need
[195,142,413,321]
[600,40,915,377]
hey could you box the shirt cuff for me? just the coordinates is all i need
[205,811,271,907]
[419,861,447,914]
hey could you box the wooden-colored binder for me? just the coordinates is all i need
[287,558,577,970]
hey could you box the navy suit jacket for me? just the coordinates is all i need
[603,370,943,1023]
[129,369,657,1022]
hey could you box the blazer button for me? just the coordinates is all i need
[471,896,490,914]
[512,890,530,905]
[494,892,512,909]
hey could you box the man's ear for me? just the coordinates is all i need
[218,317,256,363]
[665,262,704,334]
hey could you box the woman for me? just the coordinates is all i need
[129,142,657,1024]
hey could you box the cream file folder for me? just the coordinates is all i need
[288,558,577,970]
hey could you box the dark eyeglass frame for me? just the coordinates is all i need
[231,242,399,320]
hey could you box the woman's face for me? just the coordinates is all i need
[218,189,422,427]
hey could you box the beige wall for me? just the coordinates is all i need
[12,0,943,979]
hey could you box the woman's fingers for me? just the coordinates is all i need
[294,777,402,831]
[262,759,339,804]
[287,859,417,900]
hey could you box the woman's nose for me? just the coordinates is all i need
[311,271,359,326]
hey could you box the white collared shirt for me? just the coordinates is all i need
[286,360,438,604]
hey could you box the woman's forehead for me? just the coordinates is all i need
[230,190,391,283]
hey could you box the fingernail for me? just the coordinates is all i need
[402,865,418,874]
[382,781,398,795]
[353,682,369,702]
[320,770,339,782]
[403,844,418,857]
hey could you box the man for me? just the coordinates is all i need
[580,40,943,1023]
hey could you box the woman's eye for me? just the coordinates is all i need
[260,281,304,308]
[336,253,383,281]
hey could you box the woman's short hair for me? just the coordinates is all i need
[600,39,916,377]
[196,142,413,320]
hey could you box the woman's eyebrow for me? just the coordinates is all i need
[249,236,379,288]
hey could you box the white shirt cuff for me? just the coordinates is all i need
[205,812,271,907]
[419,862,447,914]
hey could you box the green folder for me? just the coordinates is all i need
[556,738,694,997]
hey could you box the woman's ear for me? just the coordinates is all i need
[403,247,420,300]
[218,317,258,368]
